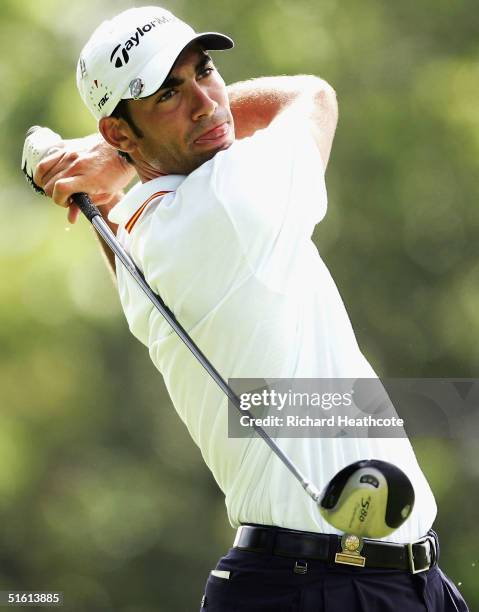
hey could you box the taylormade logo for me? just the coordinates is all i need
[110,15,174,68]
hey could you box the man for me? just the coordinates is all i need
[29,6,468,611]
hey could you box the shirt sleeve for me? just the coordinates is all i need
[207,112,328,288]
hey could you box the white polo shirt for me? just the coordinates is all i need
[108,113,437,543]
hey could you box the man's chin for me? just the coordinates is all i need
[187,140,233,173]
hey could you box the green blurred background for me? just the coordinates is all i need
[1,0,478,609]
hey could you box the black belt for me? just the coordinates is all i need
[234,524,438,574]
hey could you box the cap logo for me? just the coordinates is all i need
[109,15,175,68]
[79,56,87,79]
[98,93,110,111]
[88,80,113,114]
[129,78,144,99]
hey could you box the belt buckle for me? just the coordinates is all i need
[335,534,366,568]
[407,535,435,574]
[233,526,244,548]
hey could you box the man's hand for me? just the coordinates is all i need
[33,133,136,224]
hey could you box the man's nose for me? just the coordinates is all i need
[191,83,217,120]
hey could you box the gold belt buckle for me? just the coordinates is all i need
[335,534,366,567]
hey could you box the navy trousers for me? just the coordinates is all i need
[200,530,469,611]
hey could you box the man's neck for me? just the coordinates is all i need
[134,158,168,183]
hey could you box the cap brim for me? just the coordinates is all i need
[121,31,234,101]
[193,32,234,51]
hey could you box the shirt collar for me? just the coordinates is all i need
[108,174,186,226]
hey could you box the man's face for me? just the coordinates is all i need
[124,43,234,175]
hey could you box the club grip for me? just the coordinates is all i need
[71,192,100,222]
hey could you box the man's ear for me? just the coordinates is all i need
[99,116,137,156]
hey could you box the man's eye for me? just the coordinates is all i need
[200,67,214,78]
[158,89,176,103]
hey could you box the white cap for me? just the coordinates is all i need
[76,6,233,120]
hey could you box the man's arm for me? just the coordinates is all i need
[93,199,120,278]
[228,75,338,169]
[33,134,135,276]
[32,75,337,277]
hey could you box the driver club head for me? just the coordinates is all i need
[319,459,415,539]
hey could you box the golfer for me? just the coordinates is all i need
[30,6,468,611]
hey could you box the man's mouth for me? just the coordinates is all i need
[194,122,230,144]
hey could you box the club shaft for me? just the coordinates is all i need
[79,194,321,502]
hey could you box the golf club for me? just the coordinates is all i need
[319,459,415,538]
[22,126,414,539]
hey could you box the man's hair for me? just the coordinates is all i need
[109,99,144,165]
